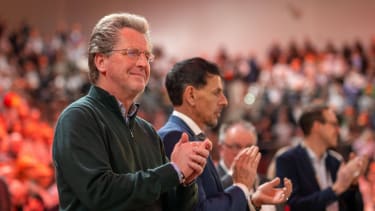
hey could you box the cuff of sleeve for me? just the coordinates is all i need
[234,183,261,211]
[234,182,251,199]
[234,183,252,208]
[171,162,185,184]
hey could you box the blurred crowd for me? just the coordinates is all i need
[0,19,88,211]
[0,19,374,210]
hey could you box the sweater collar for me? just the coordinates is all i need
[87,85,139,122]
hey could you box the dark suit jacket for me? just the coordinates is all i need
[158,115,249,211]
[275,144,363,211]
[216,163,233,189]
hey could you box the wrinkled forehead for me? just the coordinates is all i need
[116,27,151,50]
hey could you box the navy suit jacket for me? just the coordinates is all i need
[158,115,249,211]
[275,144,363,211]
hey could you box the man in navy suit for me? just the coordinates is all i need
[276,104,367,211]
[158,57,292,211]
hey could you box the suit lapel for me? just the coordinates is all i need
[170,116,193,133]
[207,156,224,191]
[172,116,224,191]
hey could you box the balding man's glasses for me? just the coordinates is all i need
[223,143,253,151]
[110,48,155,63]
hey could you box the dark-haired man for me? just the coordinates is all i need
[159,57,292,211]
[276,104,367,211]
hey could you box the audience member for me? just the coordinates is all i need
[217,120,276,211]
[158,57,292,211]
[52,13,211,210]
[276,103,367,211]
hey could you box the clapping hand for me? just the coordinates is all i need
[231,146,261,190]
[251,177,293,207]
[347,153,368,184]
[171,133,212,184]
[333,155,368,194]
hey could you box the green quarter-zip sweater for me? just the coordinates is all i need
[53,85,197,211]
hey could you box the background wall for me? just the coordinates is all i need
[1,0,374,60]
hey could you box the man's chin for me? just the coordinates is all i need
[132,81,146,90]
[331,140,339,148]
[207,120,219,128]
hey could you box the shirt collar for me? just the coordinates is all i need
[172,110,203,135]
[219,159,232,175]
[302,142,328,163]
[118,100,139,121]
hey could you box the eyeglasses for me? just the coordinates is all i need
[223,142,253,151]
[109,48,155,63]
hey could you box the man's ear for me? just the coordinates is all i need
[312,121,321,132]
[183,86,196,106]
[94,53,107,73]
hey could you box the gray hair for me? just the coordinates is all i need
[88,13,151,83]
[218,120,258,144]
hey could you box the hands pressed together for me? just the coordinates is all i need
[171,135,294,208]
[231,146,293,208]
[170,133,212,184]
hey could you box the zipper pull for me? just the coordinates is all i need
[128,126,134,139]
[126,119,134,139]
[130,129,134,138]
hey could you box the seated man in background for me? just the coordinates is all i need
[217,120,276,211]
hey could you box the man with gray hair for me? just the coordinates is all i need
[217,120,277,211]
[217,120,259,189]
[53,13,211,211]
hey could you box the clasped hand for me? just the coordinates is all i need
[171,133,212,184]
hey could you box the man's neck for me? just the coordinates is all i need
[172,110,204,135]
[304,137,326,159]
[174,107,205,131]
[97,86,137,111]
